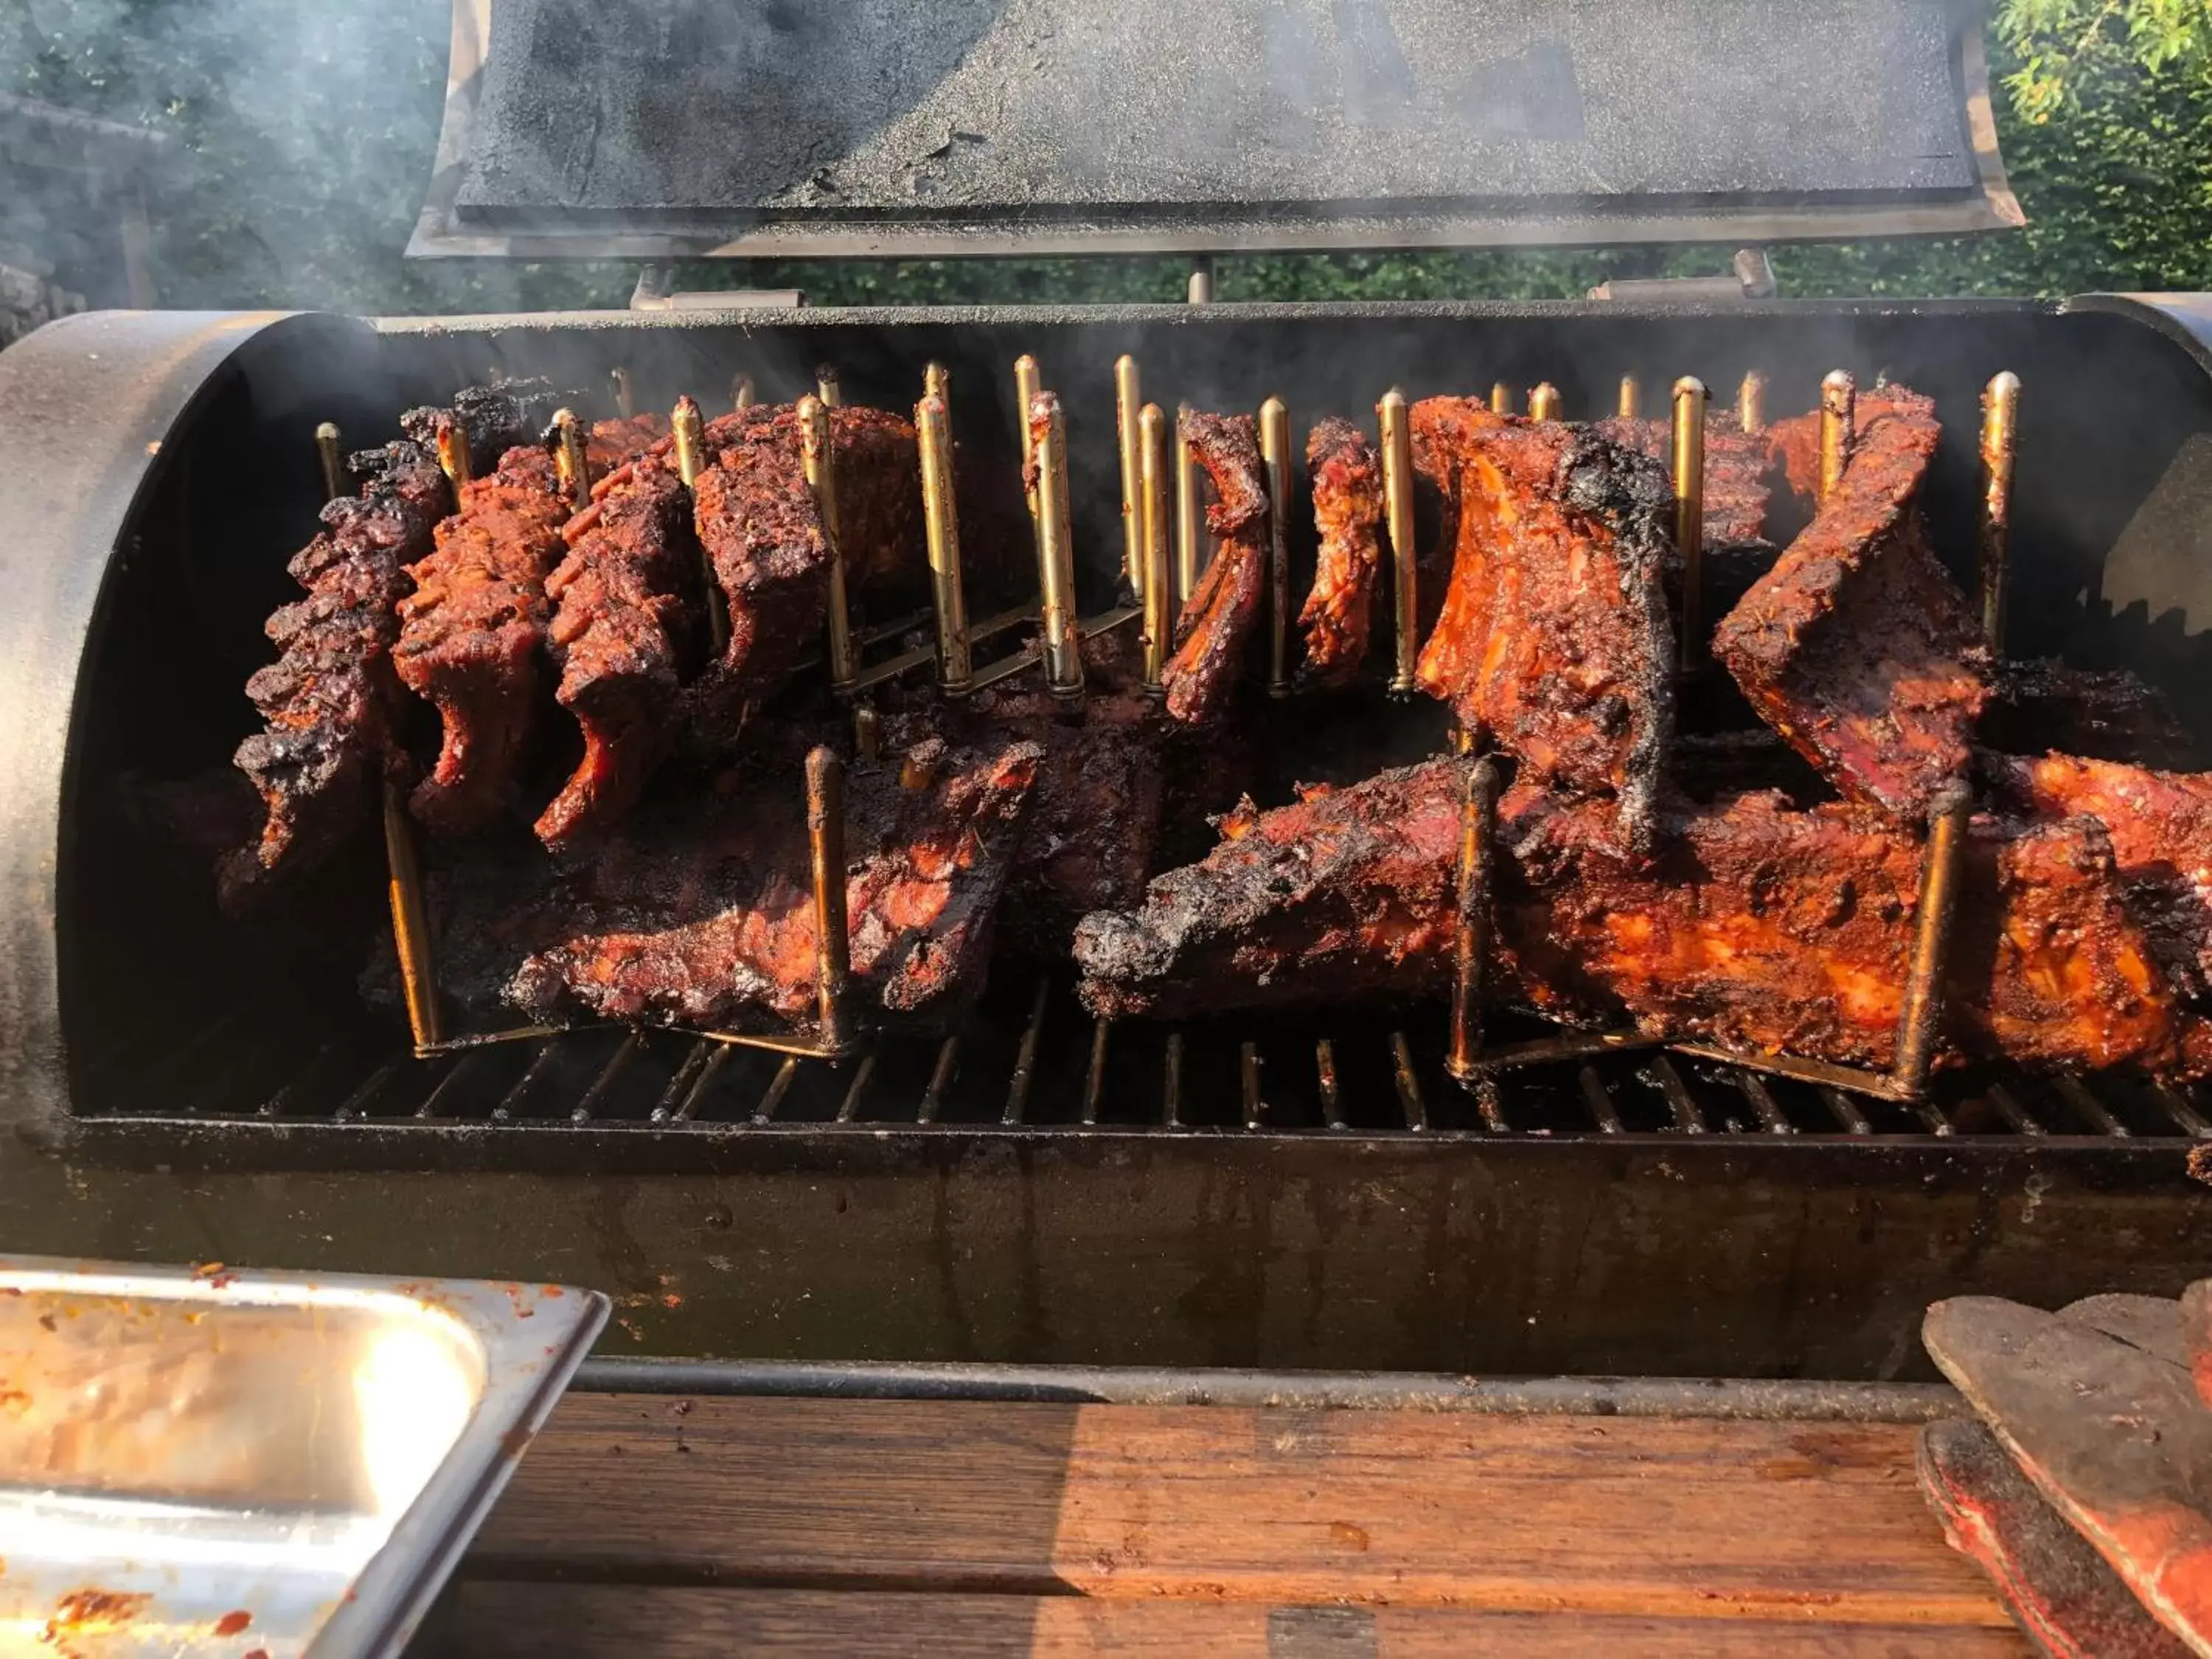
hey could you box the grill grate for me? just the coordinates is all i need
[88,973,2212,1143]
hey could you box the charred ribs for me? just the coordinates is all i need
[397,378,564,479]
[684,404,924,738]
[1073,757,2211,1080]
[535,447,700,849]
[1298,417,1385,688]
[916,647,1169,956]
[1713,386,1992,821]
[1412,417,1676,857]
[221,441,448,910]
[1984,660,2201,770]
[1593,413,1773,550]
[402,418,670,843]
[507,736,1042,1036]
[394,442,572,837]
[1161,411,1270,726]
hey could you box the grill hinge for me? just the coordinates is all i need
[1587,248,1777,303]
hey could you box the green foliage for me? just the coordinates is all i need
[1997,0,2211,119]
[2,0,2209,313]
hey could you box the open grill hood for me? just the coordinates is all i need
[408,0,2023,262]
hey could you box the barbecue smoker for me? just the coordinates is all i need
[1,0,2209,1384]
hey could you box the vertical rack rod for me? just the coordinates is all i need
[1030,390,1085,699]
[1447,756,1500,1084]
[917,388,973,694]
[1672,377,1708,664]
[1259,395,1293,698]
[1378,388,1418,695]
[801,394,857,692]
[807,747,852,1054]
[1140,401,1173,692]
[1116,355,1145,601]
[1978,371,2021,652]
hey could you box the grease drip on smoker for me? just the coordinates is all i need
[213,352,2212,1099]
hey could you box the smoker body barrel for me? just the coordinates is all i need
[3,297,2212,1382]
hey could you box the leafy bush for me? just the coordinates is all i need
[3,0,2208,312]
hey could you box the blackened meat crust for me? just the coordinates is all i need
[1073,757,2211,1080]
[1161,411,1269,726]
[398,378,565,477]
[940,676,1166,956]
[535,451,700,849]
[1298,417,1385,688]
[506,737,1042,1037]
[1593,414,1774,549]
[394,445,570,836]
[221,441,447,911]
[1714,386,1992,821]
[1412,419,1675,858]
[1985,660,2200,770]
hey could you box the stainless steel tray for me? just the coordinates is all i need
[0,1255,608,1657]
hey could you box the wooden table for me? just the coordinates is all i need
[417,1391,2028,1656]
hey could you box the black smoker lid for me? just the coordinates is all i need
[408,0,2022,262]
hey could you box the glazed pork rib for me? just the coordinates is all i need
[684,408,830,734]
[1407,397,1500,636]
[507,737,1043,1036]
[1298,418,1385,687]
[220,440,448,911]
[394,444,572,836]
[1989,752,2212,1001]
[1073,757,2211,1080]
[1713,386,1992,821]
[684,404,925,739]
[1161,411,1270,726]
[535,448,699,849]
[1412,419,1676,858]
[403,419,669,841]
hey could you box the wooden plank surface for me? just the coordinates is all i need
[467,1394,2018,1633]
[431,1585,2031,1658]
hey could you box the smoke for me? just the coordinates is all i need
[1,0,633,315]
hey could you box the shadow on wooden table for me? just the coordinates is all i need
[409,1393,2029,1657]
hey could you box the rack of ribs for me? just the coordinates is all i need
[220,440,449,911]
[681,404,924,738]
[1406,397,1500,636]
[1764,409,1822,506]
[400,419,669,841]
[919,652,1168,955]
[1298,417,1385,687]
[506,735,1042,1037]
[393,445,571,836]
[1713,386,1992,821]
[1072,757,2211,1080]
[534,445,698,849]
[1988,752,2212,1003]
[1412,419,1676,858]
[1161,411,1270,726]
